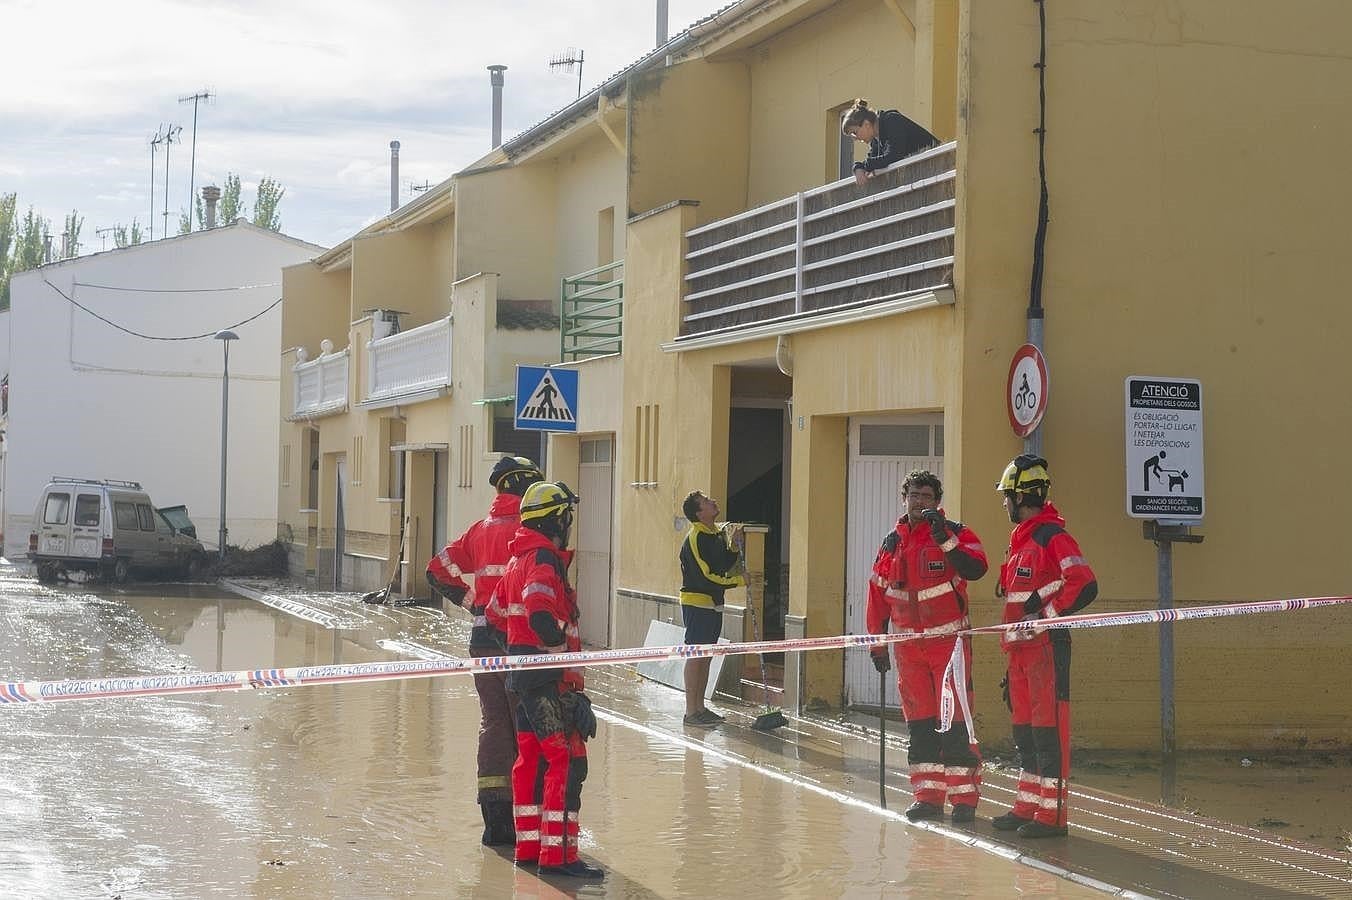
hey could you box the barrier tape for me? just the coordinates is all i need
[2,595,1349,706]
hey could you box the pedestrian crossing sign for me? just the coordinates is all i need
[514,365,579,433]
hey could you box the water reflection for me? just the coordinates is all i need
[0,568,1107,898]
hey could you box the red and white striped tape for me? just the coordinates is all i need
[2,595,1349,706]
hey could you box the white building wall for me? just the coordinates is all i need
[4,224,322,555]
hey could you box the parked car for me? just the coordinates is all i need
[28,477,207,583]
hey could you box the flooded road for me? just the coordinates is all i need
[0,565,1105,899]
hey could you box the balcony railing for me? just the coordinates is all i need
[680,142,956,338]
[561,260,623,361]
[292,348,349,418]
[366,314,452,403]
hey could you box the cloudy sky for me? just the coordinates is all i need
[3,0,732,251]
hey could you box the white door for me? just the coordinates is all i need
[844,415,944,708]
[575,437,614,647]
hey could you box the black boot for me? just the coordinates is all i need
[480,800,516,846]
[990,811,1031,831]
[904,801,944,822]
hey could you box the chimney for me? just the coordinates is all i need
[488,65,507,148]
[656,0,669,46]
[201,185,221,229]
[389,140,401,212]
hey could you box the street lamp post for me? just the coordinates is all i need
[214,330,239,561]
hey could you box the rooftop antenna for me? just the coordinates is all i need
[178,89,213,229]
[149,126,166,241]
[94,226,116,251]
[161,124,183,237]
[549,48,585,99]
[410,180,433,194]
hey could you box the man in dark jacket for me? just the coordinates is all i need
[678,490,743,727]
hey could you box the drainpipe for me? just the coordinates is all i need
[1025,0,1049,458]
[390,140,401,212]
[488,65,507,148]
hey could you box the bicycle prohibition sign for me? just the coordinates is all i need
[1006,343,1049,438]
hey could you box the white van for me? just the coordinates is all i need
[28,477,206,583]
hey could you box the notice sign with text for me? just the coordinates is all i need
[1125,376,1204,521]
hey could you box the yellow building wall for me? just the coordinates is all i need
[280,262,349,356]
[956,0,1352,749]
[744,0,922,203]
[787,306,963,708]
[627,61,751,225]
[455,166,559,302]
[550,134,628,281]
[351,229,439,328]
[617,204,749,607]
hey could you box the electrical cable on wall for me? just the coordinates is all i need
[42,275,281,342]
[1028,0,1049,316]
[72,280,281,293]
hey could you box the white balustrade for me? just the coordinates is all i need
[292,348,349,418]
[366,315,453,403]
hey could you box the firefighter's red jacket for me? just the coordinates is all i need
[866,510,988,639]
[427,492,521,641]
[497,527,583,692]
[997,502,1097,650]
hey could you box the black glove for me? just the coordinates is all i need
[570,691,597,740]
[1021,589,1043,615]
[1000,673,1012,711]
[426,573,467,606]
[881,530,900,554]
[921,508,948,544]
[871,649,891,674]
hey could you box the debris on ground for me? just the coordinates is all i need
[202,540,290,578]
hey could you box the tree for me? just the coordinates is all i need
[252,176,284,231]
[178,194,207,235]
[113,220,144,248]
[61,210,84,259]
[0,193,16,309]
[12,207,50,272]
[219,173,243,224]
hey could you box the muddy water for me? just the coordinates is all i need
[0,567,1108,898]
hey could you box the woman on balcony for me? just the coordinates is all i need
[843,99,938,186]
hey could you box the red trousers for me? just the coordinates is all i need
[894,634,981,808]
[512,686,588,866]
[1004,635,1072,826]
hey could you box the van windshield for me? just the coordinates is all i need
[43,493,70,525]
[75,494,101,527]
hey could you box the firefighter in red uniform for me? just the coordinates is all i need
[866,470,988,823]
[992,455,1098,838]
[426,455,543,846]
[498,481,602,879]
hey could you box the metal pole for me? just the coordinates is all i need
[219,340,230,560]
[1157,533,1176,802]
[188,100,199,223]
[1023,315,1044,457]
[878,668,888,809]
[163,132,172,238]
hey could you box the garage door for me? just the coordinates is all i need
[844,415,944,708]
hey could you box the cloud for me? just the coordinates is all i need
[5,0,733,247]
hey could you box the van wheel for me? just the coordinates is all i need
[112,558,130,584]
[36,563,59,584]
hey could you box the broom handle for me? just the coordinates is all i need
[879,668,887,809]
